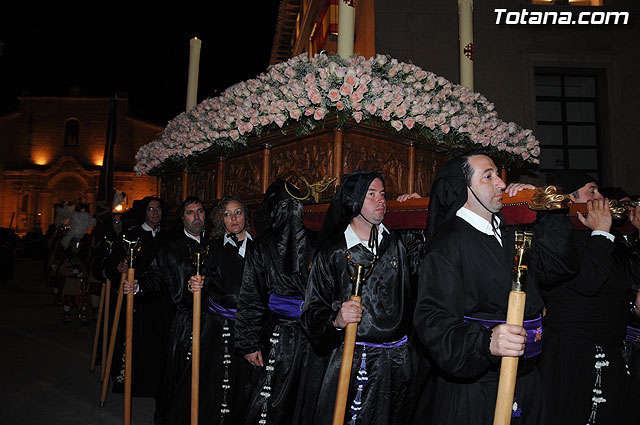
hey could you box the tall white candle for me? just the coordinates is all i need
[337,0,355,59]
[458,0,474,90]
[186,37,202,111]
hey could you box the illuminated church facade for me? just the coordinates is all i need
[0,97,158,235]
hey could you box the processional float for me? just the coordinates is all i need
[134,22,636,424]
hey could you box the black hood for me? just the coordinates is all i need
[317,170,384,249]
[425,156,469,241]
[256,179,307,275]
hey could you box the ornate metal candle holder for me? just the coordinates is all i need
[512,230,534,292]
[121,236,141,269]
[345,250,377,298]
[189,245,210,276]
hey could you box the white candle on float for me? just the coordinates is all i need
[458,0,474,90]
[337,0,355,59]
[186,37,202,111]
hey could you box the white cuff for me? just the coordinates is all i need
[591,230,614,242]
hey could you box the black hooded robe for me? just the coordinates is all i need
[300,169,426,425]
[234,235,317,425]
[234,180,321,425]
[301,227,425,425]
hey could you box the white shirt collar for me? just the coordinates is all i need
[224,232,253,258]
[184,228,201,243]
[456,207,502,246]
[142,222,160,237]
[344,223,389,254]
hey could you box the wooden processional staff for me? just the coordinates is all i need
[332,251,377,425]
[90,280,106,374]
[493,230,534,425]
[122,236,140,425]
[100,272,126,406]
[189,245,209,425]
[101,278,112,380]
[90,238,115,376]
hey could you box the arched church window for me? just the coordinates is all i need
[64,119,79,147]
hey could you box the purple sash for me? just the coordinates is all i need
[464,315,543,359]
[626,325,640,342]
[208,298,236,320]
[268,294,304,319]
[355,334,408,348]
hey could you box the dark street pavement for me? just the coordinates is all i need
[0,258,155,425]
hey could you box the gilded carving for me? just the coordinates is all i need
[270,140,334,184]
[342,138,407,196]
[185,167,216,204]
[414,151,436,196]
[225,153,263,202]
[414,149,449,196]
[530,185,571,211]
[161,173,183,213]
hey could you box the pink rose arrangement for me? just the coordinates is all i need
[135,53,540,176]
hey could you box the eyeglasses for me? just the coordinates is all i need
[146,207,162,212]
[112,220,121,224]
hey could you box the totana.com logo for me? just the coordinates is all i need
[494,8,629,25]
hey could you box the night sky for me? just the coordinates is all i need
[0,1,281,125]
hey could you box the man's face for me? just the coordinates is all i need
[145,200,162,227]
[360,178,386,225]
[571,182,603,202]
[466,155,506,219]
[183,202,206,237]
[112,214,122,235]
[223,200,246,235]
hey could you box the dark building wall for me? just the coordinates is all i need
[13,97,134,170]
[375,0,640,192]
[0,112,28,171]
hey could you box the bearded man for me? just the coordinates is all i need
[125,196,213,425]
